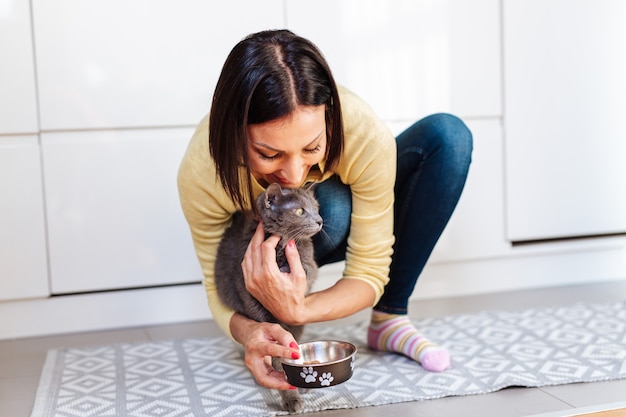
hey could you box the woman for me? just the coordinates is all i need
[178,29,472,391]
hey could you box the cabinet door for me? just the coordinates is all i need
[286,0,501,120]
[430,120,510,261]
[0,0,38,134]
[504,0,626,242]
[32,0,284,131]
[42,129,201,294]
[0,137,49,301]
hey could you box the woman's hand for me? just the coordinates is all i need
[230,314,300,390]
[241,222,309,325]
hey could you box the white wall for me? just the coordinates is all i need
[1,0,625,339]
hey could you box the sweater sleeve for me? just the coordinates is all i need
[336,87,397,303]
[177,114,238,340]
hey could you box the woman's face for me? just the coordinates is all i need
[247,105,327,188]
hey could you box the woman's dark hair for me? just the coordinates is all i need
[209,29,344,211]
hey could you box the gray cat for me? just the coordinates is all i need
[215,183,323,413]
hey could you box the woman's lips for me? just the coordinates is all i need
[274,176,290,185]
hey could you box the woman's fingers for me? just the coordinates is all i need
[242,222,308,324]
[242,222,264,275]
[245,353,293,390]
[284,239,306,284]
[243,323,300,390]
[243,222,279,283]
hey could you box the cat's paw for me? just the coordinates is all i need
[281,391,304,413]
[299,366,318,383]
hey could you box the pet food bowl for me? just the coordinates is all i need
[281,340,357,388]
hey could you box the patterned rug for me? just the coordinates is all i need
[31,301,626,417]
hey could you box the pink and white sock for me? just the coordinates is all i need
[367,310,450,372]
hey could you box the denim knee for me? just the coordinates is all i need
[420,113,473,168]
[396,113,473,184]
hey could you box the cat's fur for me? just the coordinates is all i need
[214,183,323,413]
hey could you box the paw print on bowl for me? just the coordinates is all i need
[300,366,318,383]
[319,372,334,386]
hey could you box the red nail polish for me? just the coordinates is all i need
[291,351,300,359]
[289,341,298,349]
[289,385,298,390]
[288,239,295,248]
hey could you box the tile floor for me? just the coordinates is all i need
[2,280,626,417]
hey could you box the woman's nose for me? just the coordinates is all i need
[281,158,306,185]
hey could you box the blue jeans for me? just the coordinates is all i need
[312,113,473,314]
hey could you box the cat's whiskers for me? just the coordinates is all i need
[316,228,335,246]
[278,226,321,249]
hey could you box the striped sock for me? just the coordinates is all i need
[367,310,450,372]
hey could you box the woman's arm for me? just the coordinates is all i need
[301,277,376,323]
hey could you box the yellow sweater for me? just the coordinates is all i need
[177,86,396,340]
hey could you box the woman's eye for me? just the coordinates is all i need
[259,152,279,161]
[305,145,321,154]
[294,208,304,216]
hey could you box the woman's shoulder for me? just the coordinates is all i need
[337,85,394,147]
[338,85,373,117]
[334,85,396,185]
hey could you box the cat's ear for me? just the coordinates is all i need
[264,183,283,209]
[304,181,318,192]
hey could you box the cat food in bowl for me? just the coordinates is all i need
[281,340,357,388]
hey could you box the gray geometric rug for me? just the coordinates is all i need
[31,301,626,417]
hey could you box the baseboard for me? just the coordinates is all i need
[0,284,211,340]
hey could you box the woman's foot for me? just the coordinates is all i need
[367,310,450,372]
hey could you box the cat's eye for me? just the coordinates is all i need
[294,208,304,216]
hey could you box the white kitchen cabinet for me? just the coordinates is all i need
[286,0,501,121]
[503,0,626,242]
[32,0,284,131]
[0,0,38,134]
[429,119,510,261]
[0,136,49,301]
[42,128,202,294]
